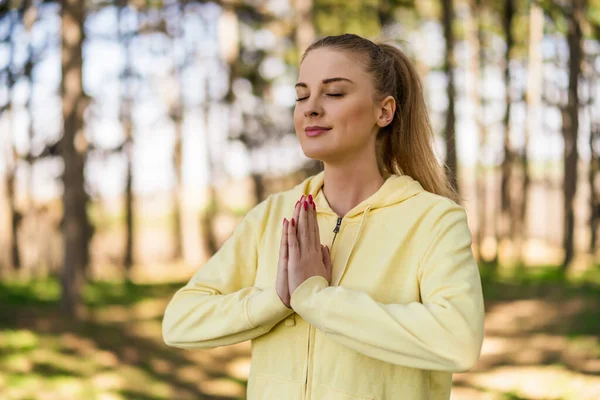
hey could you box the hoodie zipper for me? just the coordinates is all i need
[330,217,342,248]
[304,216,342,399]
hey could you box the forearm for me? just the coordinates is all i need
[163,285,293,350]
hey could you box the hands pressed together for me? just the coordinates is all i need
[276,195,332,308]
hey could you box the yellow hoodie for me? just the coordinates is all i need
[162,171,485,400]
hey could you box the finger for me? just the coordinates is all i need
[288,215,299,256]
[279,218,288,261]
[323,245,332,280]
[293,196,303,249]
[306,196,317,251]
[309,194,320,250]
[299,199,311,250]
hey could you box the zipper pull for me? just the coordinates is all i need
[333,217,342,233]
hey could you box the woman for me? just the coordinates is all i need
[162,33,485,400]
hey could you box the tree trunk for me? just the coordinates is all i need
[124,154,134,273]
[465,0,486,262]
[7,169,21,272]
[3,9,21,273]
[118,2,136,276]
[171,1,186,261]
[590,78,600,254]
[60,0,88,318]
[561,0,584,271]
[200,77,219,257]
[441,0,459,194]
[590,99,599,255]
[522,2,544,260]
[499,0,515,264]
[294,0,315,58]
[172,115,184,260]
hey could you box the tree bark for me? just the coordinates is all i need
[441,0,459,194]
[294,0,315,59]
[118,1,136,276]
[2,9,21,273]
[465,0,486,261]
[499,0,515,263]
[171,1,186,261]
[60,0,88,318]
[562,0,584,270]
[521,2,544,260]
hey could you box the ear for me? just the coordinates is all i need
[375,95,396,128]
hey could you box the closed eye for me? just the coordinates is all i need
[296,93,344,102]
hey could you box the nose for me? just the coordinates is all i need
[302,95,323,118]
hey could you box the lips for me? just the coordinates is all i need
[305,126,331,137]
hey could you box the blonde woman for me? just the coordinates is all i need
[163,33,485,400]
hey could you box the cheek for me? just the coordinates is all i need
[333,98,375,130]
[293,107,302,131]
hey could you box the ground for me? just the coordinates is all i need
[0,266,598,400]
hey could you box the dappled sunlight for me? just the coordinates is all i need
[1,272,598,399]
[485,297,590,335]
[477,333,600,372]
[59,332,97,358]
[174,364,207,385]
[225,356,252,381]
[201,377,246,398]
[459,366,600,400]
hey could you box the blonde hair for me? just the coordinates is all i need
[303,34,461,205]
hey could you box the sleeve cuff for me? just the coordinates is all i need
[290,276,331,331]
[246,286,294,328]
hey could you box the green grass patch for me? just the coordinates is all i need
[0,279,182,308]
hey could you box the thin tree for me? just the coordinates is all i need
[117,0,137,276]
[589,56,600,255]
[60,0,89,317]
[1,4,21,273]
[295,0,315,59]
[561,0,585,270]
[167,0,188,261]
[441,0,459,193]
[521,1,544,261]
[465,0,488,262]
[499,0,516,263]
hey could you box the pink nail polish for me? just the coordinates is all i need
[304,201,308,211]
[312,202,316,210]
[283,218,287,225]
[308,194,313,204]
[291,218,295,227]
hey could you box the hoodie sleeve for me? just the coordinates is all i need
[162,197,293,350]
[290,202,485,372]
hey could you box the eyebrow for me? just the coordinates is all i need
[295,77,354,88]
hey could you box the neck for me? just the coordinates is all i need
[321,158,385,218]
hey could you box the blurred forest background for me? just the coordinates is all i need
[1,0,600,399]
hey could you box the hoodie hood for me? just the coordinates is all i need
[301,171,425,219]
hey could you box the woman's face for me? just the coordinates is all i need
[294,48,383,164]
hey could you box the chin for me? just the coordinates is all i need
[300,145,339,163]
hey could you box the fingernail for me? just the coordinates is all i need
[283,218,287,225]
[308,194,313,204]
[304,201,308,210]
[312,202,316,210]
[295,201,299,207]
[291,218,295,227]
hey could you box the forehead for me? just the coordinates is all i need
[298,48,367,84]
